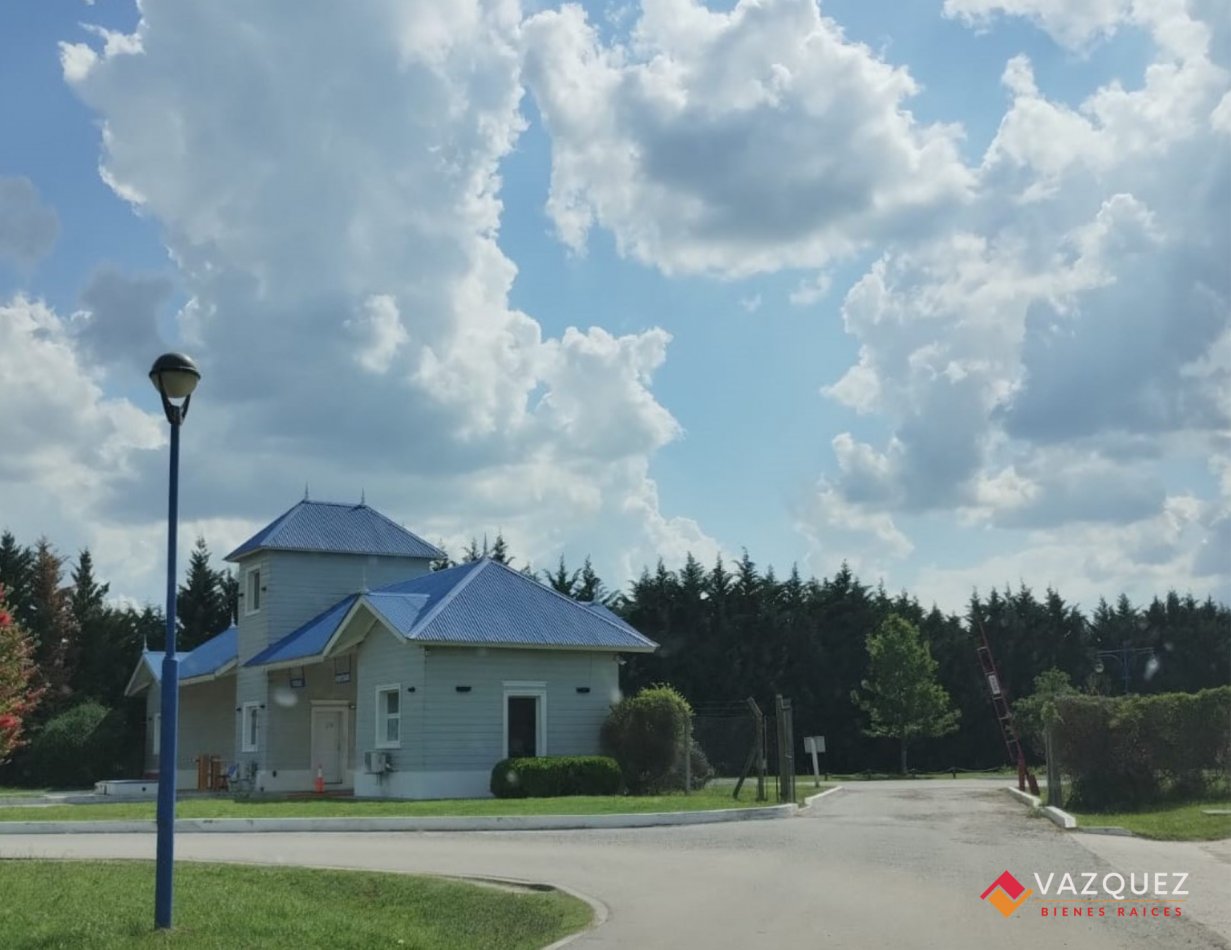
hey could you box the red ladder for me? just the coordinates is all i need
[975,624,1038,795]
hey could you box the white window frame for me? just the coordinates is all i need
[241,702,261,753]
[245,568,262,616]
[502,681,547,759]
[152,713,161,757]
[374,684,401,750]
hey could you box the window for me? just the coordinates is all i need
[245,568,262,615]
[375,685,401,748]
[152,713,161,757]
[241,703,261,752]
[502,683,547,759]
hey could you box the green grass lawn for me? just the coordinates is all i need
[0,860,590,949]
[1066,801,1231,841]
[0,785,795,822]
[704,777,830,804]
[0,787,44,798]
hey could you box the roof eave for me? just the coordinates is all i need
[226,543,440,563]
[180,657,239,686]
[413,639,657,654]
[123,658,156,698]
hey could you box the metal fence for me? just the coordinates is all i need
[692,696,795,804]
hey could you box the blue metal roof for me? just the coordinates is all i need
[582,601,639,633]
[391,560,655,650]
[225,500,444,561]
[126,625,238,694]
[245,594,359,667]
[244,559,656,667]
[182,625,238,680]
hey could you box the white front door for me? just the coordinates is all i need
[311,707,347,785]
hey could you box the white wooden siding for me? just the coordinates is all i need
[143,685,160,774]
[264,660,357,772]
[355,617,425,772]
[232,549,430,773]
[354,642,621,774]
[140,676,237,773]
[421,649,620,771]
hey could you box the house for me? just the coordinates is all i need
[125,499,657,799]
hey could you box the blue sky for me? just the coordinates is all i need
[0,0,1227,613]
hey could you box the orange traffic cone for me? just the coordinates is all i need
[315,764,324,794]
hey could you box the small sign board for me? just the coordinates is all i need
[804,736,826,754]
[987,673,1001,697]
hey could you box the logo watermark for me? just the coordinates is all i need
[982,870,1187,919]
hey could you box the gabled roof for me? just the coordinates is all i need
[244,559,656,668]
[225,500,444,562]
[244,594,359,668]
[123,625,239,696]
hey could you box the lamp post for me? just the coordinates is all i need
[1094,642,1155,694]
[149,352,200,931]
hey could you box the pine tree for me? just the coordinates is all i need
[544,556,577,597]
[431,543,455,572]
[490,531,511,565]
[130,605,167,653]
[219,569,239,625]
[70,548,119,704]
[0,584,43,765]
[27,540,78,715]
[852,613,960,773]
[0,531,35,631]
[462,537,485,563]
[575,557,609,603]
[70,549,108,623]
[177,537,229,651]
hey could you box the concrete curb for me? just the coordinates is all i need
[1002,786,1078,831]
[802,785,844,808]
[0,803,797,835]
[1004,786,1040,808]
[1043,805,1077,830]
[1073,825,1135,837]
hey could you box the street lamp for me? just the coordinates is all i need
[1094,642,1156,694]
[149,352,200,931]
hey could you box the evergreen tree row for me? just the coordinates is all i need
[1,526,1226,777]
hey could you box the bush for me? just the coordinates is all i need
[1013,668,1079,757]
[1052,686,1231,810]
[28,702,138,789]
[665,737,714,792]
[490,755,622,798]
[601,684,708,794]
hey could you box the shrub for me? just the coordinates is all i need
[1052,686,1231,810]
[490,755,622,798]
[28,702,137,789]
[1013,668,1079,757]
[601,684,706,794]
[664,737,714,792]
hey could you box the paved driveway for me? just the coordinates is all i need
[2,782,1227,949]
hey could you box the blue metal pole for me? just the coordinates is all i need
[155,420,180,929]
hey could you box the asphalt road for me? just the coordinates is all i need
[2,781,1227,949]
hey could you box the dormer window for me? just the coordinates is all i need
[245,568,262,615]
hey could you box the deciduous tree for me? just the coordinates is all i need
[852,614,960,773]
[0,584,42,764]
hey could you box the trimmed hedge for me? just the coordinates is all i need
[1052,686,1231,809]
[28,701,138,788]
[490,755,623,798]
[601,684,711,793]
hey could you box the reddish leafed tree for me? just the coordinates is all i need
[0,583,43,765]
